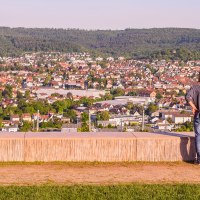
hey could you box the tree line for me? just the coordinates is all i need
[0,27,200,60]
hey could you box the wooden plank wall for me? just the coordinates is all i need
[24,138,137,162]
[136,137,195,162]
[0,139,24,161]
[0,133,196,162]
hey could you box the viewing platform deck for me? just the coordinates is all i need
[0,132,195,162]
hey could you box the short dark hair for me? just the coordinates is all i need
[199,72,200,82]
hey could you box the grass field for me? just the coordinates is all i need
[0,184,199,200]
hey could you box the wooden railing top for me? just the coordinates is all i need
[0,132,195,139]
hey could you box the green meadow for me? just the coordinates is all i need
[0,184,199,200]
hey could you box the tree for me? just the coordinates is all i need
[0,121,3,128]
[103,93,113,100]
[78,112,90,132]
[97,111,110,121]
[0,91,2,101]
[40,120,62,129]
[24,90,31,99]
[1,28,200,59]
[180,110,187,114]
[127,102,134,110]
[81,112,89,123]
[98,124,103,128]
[2,85,13,98]
[156,92,163,100]
[17,91,23,100]
[52,100,68,113]
[111,88,125,97]
[17,99,27,110]
[0,107,3,115]
[24,106,35,115]
[66,92,73,101]
[51,93,61,97]
[63,109,77,123]
[79,123,89,132]
[175,121,193,132]
[44,75,51,86]
[128,91,138,96]
[146,103,159,116]
[19,121,32,132]
[78,97,94,107]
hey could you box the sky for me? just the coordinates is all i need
[0,0,199,30]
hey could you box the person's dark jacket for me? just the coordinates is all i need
[185,84,200,110]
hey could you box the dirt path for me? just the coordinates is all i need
[0,163,200,185]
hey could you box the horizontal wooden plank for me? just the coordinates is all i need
[0,132,196,162]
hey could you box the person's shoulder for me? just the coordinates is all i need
[193,83,200,87]
[192,84,200,90]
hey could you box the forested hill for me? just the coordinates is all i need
[0,27,200,59]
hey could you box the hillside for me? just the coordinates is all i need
[0,27,200,59]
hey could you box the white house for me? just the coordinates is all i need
[97,121,117,127]
[109,114,144,126]
[10,115,20,122]
[1,125,19,132]
[172,114,192,124]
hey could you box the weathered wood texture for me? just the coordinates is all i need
[0,133,25,161]
[136,137,195,161]
[24,138,137,162]
[0,132,196,162]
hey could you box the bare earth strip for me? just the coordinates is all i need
[0,163,200,185]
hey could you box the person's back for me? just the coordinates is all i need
[185,83,200,111]
[186,74,200,164]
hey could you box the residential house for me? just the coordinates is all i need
[40,115,49,123]
[172,113,192,124]
[10,115,20,122]
[1,120,11,127]
[22,113,32,122]
[97,120,117,127]
[1,125,19,132]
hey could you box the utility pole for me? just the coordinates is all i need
[142,107,145,131]
[36,110,39,132]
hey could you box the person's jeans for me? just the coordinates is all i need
[194,112,200,160]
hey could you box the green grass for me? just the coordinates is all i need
[0,184,200,200]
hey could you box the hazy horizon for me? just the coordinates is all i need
[1,26,200,31]
[0,0,199,30]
